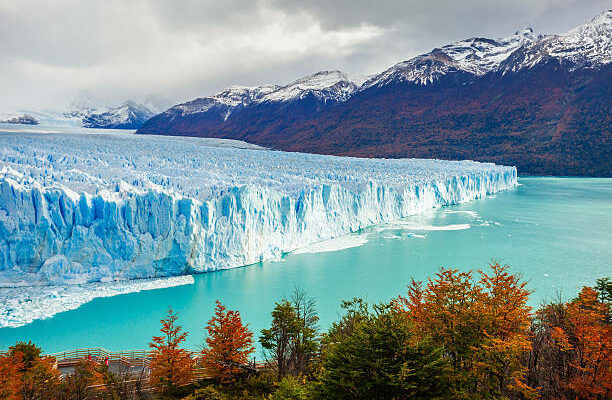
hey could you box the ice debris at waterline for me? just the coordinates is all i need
[0,130,517,287]
[0,275,194,328]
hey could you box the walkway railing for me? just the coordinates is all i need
[7,346,270,388]
[49,347,152,368]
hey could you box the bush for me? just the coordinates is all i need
[184,386,228,400]
[243,370,277,395]
[269,376,309,400]
[318,302,449,400]
[8,340,41,371]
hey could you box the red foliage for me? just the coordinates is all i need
[0,352,24,400]
[562,287,611,399]
[396,263,534,398]
[200,300,255,382]
[149,308,195,393]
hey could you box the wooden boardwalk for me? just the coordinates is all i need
[49,347,153,378]
[1,346,269,394]
[48,347,266,382]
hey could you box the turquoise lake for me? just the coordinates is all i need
[0,177,610,353]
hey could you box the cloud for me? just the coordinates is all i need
[0,0,608,110]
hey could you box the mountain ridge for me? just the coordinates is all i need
[138,11,612,176]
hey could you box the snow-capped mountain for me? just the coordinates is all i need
[260,70,366,103]
[1,114,39,125]
[0,99,170,131]
[141,70,367,134]
[500,10,611,73]
[143,11,610,122]
[138,10,611,176]
[80,100,158,129]
[171,85,278,121]
[363,28,537,87]
[166,70,365,121]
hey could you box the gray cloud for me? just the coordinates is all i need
[0,0,608,110]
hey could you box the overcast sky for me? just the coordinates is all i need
[0,0,609,110]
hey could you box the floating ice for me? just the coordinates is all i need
[292,234,369,255]
[0,275,194,328]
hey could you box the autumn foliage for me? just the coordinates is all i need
[1,267,609,400]
[201,300,255,382]
[396,263,534,399]
[0,352,23,400]
[149,307,195,394]
[528,284,611,399]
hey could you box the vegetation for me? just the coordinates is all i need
[395,264,534,399]
[200,300,255,382]
[1,265,609,400]
[260,288,319,379]
[317,301,449,399]
[149,308,196,395]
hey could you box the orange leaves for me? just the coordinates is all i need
[0,352,24,400]
[563,287,611,399]
[529,282,611,399]
[551,326,572,351]
[200,300,255,382]
[148,307,195,393]
[396,263,534,398]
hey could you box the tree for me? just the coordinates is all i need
[149,307,195,394]
[260,288,320,379]
[58,359,103,400]
[0,352,24,400]
[201,300,255,382]
[4,341,61,400]
[563,287,611,399]
[8,341,41,372]
[325,298,370,344]
[595,277,612,323]
[260,300,302,379]
[318,302,449,400]
[527,283,611,400]
[396,263,534,399]
[595,277,612,303]
[20,356,61,400]
[475,263,533,398]
[288,287,319,376]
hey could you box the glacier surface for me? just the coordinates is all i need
[0,130,517,288]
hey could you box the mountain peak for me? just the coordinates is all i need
[587,9,611,26]
[363,26,538,88]
[515,27,534,36]
[501,10,611,73]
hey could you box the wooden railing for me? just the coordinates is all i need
[7,346,271,385]
[49,347,152,369]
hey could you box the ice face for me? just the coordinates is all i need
[0,130,517,287]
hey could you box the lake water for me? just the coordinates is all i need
[0,177,610,353]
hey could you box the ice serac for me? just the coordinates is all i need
[0,131,517,286]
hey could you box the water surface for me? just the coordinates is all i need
[1,177,610,353]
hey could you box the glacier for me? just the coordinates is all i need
[0,130,516,289]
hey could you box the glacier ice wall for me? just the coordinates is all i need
[0,131,517,286]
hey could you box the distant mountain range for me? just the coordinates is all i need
[138,11,611,176]
[0,97,171,130]
[65,100,165,129]
[1,114,39,125]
